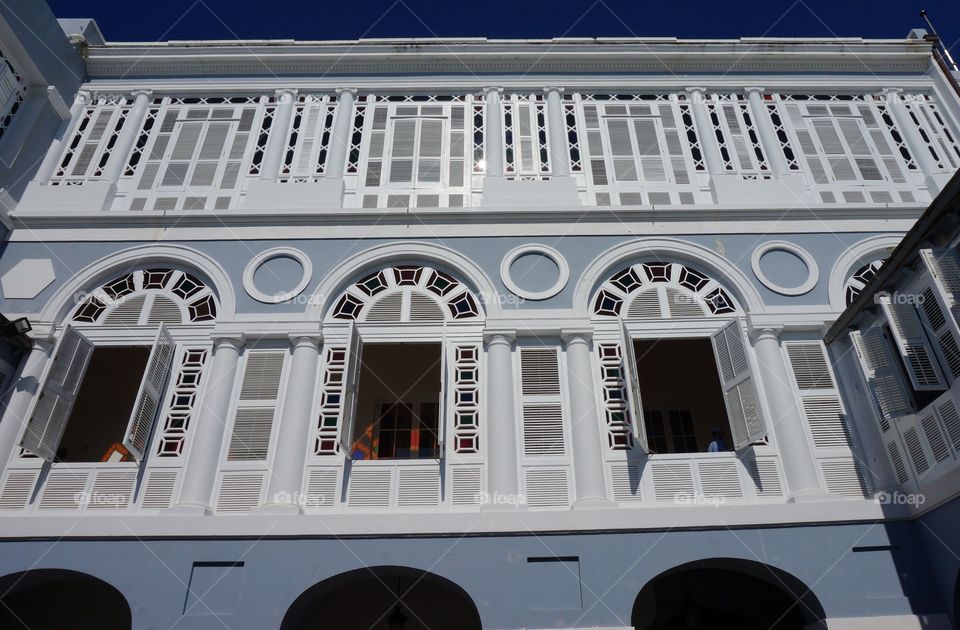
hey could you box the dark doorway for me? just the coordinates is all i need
[281,566,481,630]
[0,569,131,629]
[632,558,825,630]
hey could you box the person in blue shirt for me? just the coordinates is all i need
[708,428,726,452]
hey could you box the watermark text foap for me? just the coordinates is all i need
[272,490,328,509]
[476,491,527,507]
[673,492,726,508]
[73,491,128,508]
[875,490,925,507]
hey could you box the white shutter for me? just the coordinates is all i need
[917,285,960,380]
[122,324,175,460]
[226,350,285,461]
[921,248,960,321]
[880,295,947,391]
[20,326,94,461]
[710,319,766,450]
[850,329,912,425]
[620,322,649,452]
[785,342,852,449]
[437,326,448,458]
[520,347,565,457]
[338,323,362,455]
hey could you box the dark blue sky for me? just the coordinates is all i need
[47,0,960,57]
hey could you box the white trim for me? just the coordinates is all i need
[574,237,765,316]
[750,241,819,296]
[242,247,312,304]
[827,235,904,311]
[305,241,501,320]
[38,244,237,324]
[500,244,569,301]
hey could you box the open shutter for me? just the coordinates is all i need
[879,294,947,391]
[437,324,448,459]
[122,324,175,460]
[338,322,362,456]
[620,322,649,452]
[850,329,913,427]
[20,326,94,461]
[921,248,960,323]
[711,319,766,450]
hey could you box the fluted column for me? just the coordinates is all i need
[259,333,322,513]
[685,87,725,176]
[752,327,822,498]
[883,87,947,194]
[324,88,356,179]
[745,87,789,176]
[562,329,609,507]
[484,331,519,501]
[33,90,90,183]
[260,88,297,182]
[102,90,152,185]
[0,340,53,466]
[483,87,504,177]
[175,334,243,514]
[544,87,570,177]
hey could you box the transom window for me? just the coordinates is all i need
[72,268,217,325]
[593,261,738,319]
[844,259,885,306]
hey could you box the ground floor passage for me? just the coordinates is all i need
[0,521,953,630]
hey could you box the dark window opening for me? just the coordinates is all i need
[351,343,442,460]
[633,338,731,454]
[57,346,150,463]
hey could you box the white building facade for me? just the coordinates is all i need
[0,6,959,629]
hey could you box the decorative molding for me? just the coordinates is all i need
[500,244,569,301]
[750,241,819,297]
[243,246,313,304]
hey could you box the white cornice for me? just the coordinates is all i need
[83,38,934,78]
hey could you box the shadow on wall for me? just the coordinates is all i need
[0,568,131,629]
[280,565,482,630]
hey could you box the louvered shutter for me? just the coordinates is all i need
[919,249,960,380]
[519,346,565,457]
[338,323,362,455]
[122,324,175,460]
[20,326,94,461]
[437,326,448,459]
[711,319,766,450]
[620,322,649,452]
[850,329,913,425]
[227,349,285,461]
[921,248,960,321]
[785,342,852,449]
[879,295,947,391]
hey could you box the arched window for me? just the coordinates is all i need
[330,265,480,322]
[310,263,483,510]
[18,267,218,467]
[844,259,884,306]
[593,261,738,319]
[590,261,765,458]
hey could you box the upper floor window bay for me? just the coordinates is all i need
[18,268,218,464]
[592,261,766,455]
[322,264,483,463]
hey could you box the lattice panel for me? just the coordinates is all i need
[0,47,25,142]
[597,343,634,449]
[280,94,337,181]
[502,93,550,179]
[72,268,217,325]
[452,345,480,453]
[709,94,771,178]
[50,95,134,185]
[593,262,738,318]
[314,346,346,455]
[562,95,583,173]
[155,348,208,457]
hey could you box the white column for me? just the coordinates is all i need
[483,87,504,177]
[259,88,297,182]
[34,90,89,184]
[102,90,152,185]
[562,329,609,507]
[745,87,789,176]
[0,340,53,466]
[324,88,356,180]
[544,87,570,177]
[685,87,725,176]
[174,334,243,514]
[259,333,322,514]
[484,331,519,500]
[752,327,822,498]
[883,87,946,193]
